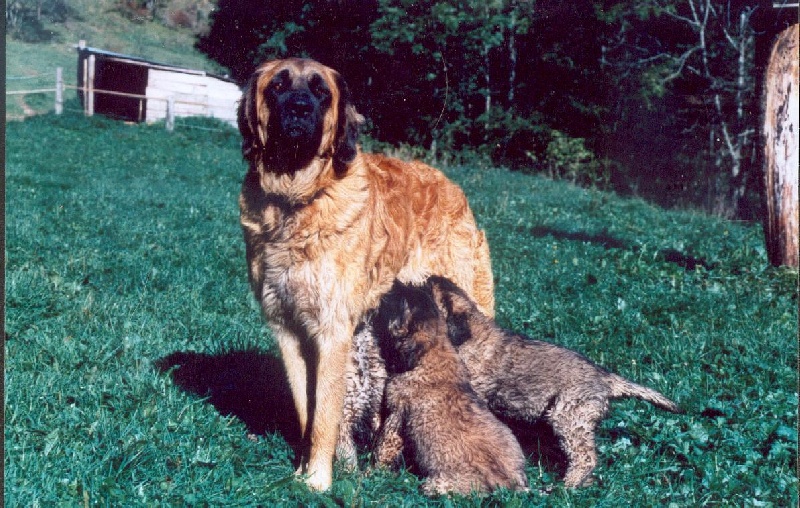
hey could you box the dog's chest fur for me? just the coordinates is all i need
[240,160,394,334]
[240,153,492,339]
[247,204,363,327]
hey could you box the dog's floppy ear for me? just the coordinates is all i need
[237,72,262,163]
[238,65,276,164]
[332,73,364,173]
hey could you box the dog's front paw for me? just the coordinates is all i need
[302,465,333,492]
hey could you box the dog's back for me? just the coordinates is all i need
[426,275,680,412]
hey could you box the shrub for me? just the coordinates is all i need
[5,0,60,42]
[475,108,549,169]
[526,130,610,187]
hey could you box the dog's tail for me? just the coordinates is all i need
[607,373,683,413]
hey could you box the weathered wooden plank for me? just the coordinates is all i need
[763,24,799,267]
[145,69,240,126]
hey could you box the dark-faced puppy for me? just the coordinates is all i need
[372,282,529,496]
[417,276,682,488]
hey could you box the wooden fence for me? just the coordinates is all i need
[6,66,234,132]
[6,68,65,115]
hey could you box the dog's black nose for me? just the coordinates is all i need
[286,95,314,118]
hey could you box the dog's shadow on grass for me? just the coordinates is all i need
[154,349,568,476]
[529,226,715,271]
[154,349,303,449]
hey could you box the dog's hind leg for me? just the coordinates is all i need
[549,399,605,488]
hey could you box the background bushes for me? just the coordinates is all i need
[194,0,795,219]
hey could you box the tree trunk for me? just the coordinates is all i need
[763,24,799,267]
[507,9,517,105]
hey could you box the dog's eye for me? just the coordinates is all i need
[309,75,331,100]
[269,70,291,95]
[271,80,287,94]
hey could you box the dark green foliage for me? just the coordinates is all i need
[195,0,797,219]
[5,113,798,505]
[13,1,795,217]
[196,0,377,85]
[5,0,74,42]
[196,1,609,159]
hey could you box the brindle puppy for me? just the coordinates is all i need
[372,281,529,496]
[409,276,683,488]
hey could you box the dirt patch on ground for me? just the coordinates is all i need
[6,95,38,121]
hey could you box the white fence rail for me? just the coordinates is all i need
[6,66,237,132]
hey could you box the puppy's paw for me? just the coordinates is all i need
[335,442,358,472]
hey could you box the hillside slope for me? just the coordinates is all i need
[5,112,798,505]
[5,1,224,120]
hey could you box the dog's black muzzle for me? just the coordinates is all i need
[278,91,321,142]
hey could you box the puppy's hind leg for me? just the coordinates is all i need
[559,430,598,488]
[374,411,405,469]
[549,400,605,488]
[335,407,358,471]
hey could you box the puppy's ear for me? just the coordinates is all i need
[332,74,364,174]
[429,277,478,316]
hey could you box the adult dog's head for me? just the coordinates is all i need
[238,58,364,175]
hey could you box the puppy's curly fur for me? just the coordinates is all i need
[417,276,683,488]
[336,319,387,469]
[371,282,529,496]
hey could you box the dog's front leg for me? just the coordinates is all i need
[272,324,311,442]
[303,328,352,491]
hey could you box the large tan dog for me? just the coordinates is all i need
[237,58,494,490]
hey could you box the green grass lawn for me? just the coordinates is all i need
[5,112,798,506]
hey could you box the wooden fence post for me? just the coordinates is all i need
[82,57,87,114]
[763,24,799,268]
[86,54,95,117]
[166,97,175,132]
[55,67,63,115]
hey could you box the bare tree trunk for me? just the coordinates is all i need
[482,0,491,136]
[484,42,491,134]
[763,24,799,267]
[724,7,756,215]
[6,1,21,29]
[507,9,517,104]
